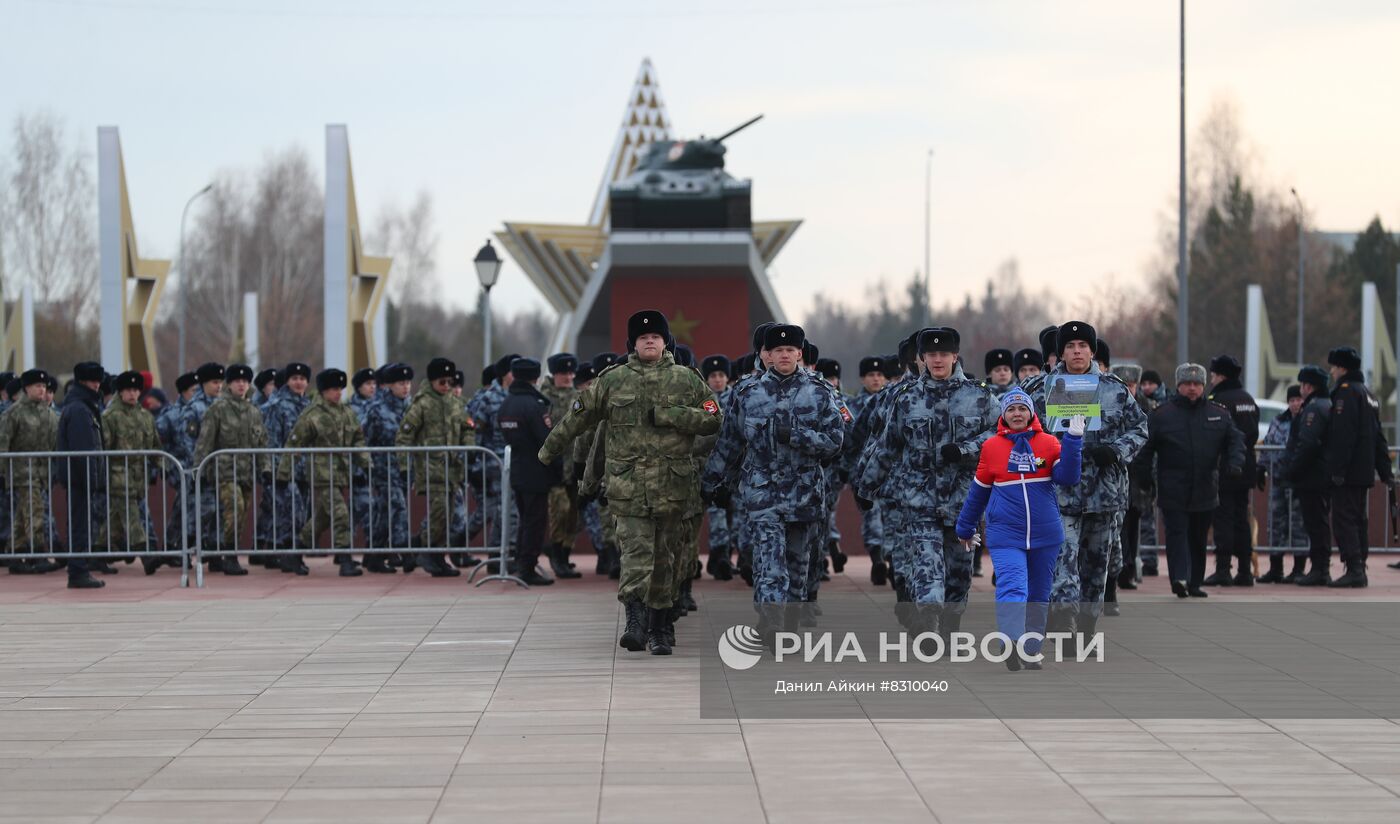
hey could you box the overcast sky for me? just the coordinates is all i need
[3,0,1397,322]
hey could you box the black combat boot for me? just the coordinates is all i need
[1327,559,1368,588]
[363,555,395,574]
[595,545,608,575]
[221,555,248,576]
[1201,556,1233,587]
[1282,554,1306,584]
[1257,553,1285,584]
[1117,567,1138,590]
[547,544,581,579]
[277,554,307,576]
[1296,556,1330,586]
[619,599,647,651]
[829,540,847,573]
[338,557,363,577]
[680,578,697,613]
[1232,568,1254,587]
[708,545,733,581]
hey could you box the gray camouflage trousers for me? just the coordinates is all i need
[1052,511,1116,613]
[861,501,885,563]
[580,500,605,550]
[706,506,730,549]
[752,518,822,604]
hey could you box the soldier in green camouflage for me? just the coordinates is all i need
[100,371,162,570]
[192,364,268,576]
[279,368,370,577]
[0,370,59,572]
[395,357,473,578]
[540,311,721,656]
[539,353,582,579]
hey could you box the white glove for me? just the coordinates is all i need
[960,533,982,552]
[1067,414,1087,437]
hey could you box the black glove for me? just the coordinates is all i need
[774,418,793,445]
[708,486,732,509]
[854,493,874,512]
[1383,475,1397,489]
[260,471,273,486]
[1255,466,1267,491]
[597,492,608,508]
[1089,446,1119,467]
[578,490,598,508]
[939,443,963,465]
[572,461,586,484]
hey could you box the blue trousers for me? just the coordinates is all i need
[989,544,1059,655]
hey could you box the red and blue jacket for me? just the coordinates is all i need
[955,414,1082,550]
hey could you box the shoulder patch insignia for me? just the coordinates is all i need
[839,405,852,423]
[702,399,719,416]
[572,399,583,412]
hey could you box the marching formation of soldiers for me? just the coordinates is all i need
[0,312,1393,622]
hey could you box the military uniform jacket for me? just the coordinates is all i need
[1324,371,1394,487]
[1140,394,1246,512]
[395,381,473,485]
[365,389,409,478]
[500,382,561,493]
[156,399,191,468]
[1285,395,1332,491]
[1022,364,1148,515]
[467,381,508,456]
[348,392,373,426]
[193,388,269,486]
[56,383,105,492]
[281,396,370,488]
[541,352,721,519]
[1260,410,1292,487]
[702,368,844,523]
[854,367,998,523]
[102,399,161,491]
[845,381,897,481]
[1206,378,1260,491]
[0,396,58,484]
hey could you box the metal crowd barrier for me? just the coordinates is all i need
[190,445,521,588]
[1137,443,1400,556]
[0,449,191,585]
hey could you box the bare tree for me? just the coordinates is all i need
[0,111,100,367]
[370,190,439,351]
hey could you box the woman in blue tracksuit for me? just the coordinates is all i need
[956,388,1083,670]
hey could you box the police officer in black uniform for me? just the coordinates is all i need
[497,357,558,587]
[1202,355,1260,587]
[1286,365,1335,586]
[1321,346,1394,588]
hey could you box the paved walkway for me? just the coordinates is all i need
[2,557,1399,823]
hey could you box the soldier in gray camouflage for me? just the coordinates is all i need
[1020,322,1148,634]
[855,328,998,636]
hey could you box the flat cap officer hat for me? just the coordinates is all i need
[751,322,776,353]
[315,368,346,392]
[762,323,806,351]
[858,356,883,376]
[815,358,841,379]
[918,326,961,355]
[1207,354,1241,380]
[20,368,48,388]
[627,310,672,350]
[351,367,375,389]
[1297,364,1329,389]
[195,362,225,384]
[1055,321,1097,356]
[1012,348,1043,374]
[113,370,144,393]
[510,357,542,383]
[1174,362,1208,385]
[225,364,254,383]
[283,362,311,380]
[73,361,105,383]
[984,348,1013,374]
[701,354,731,378]
[254,368,279,390]
[1327,346,1361,371]
[546,353,578,375]
[426,357,455,381]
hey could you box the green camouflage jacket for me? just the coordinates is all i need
[395,380,474,485]
[102,399,161,491]
[0,395,58,484]
[280,395,370,488]
[193,386,269,486]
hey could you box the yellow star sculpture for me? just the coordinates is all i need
[668,310,699,345]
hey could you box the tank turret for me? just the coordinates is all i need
[609,115,762,230]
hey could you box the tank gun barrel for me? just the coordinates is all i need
[714,114,764,143]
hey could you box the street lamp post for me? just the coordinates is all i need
[177,183,214,375]
[923,148,933,328]
[1176,0,1189,366]
[474,239,503,374]
[1291,187,1305,363]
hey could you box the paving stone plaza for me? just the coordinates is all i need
[3,560,1399,823]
